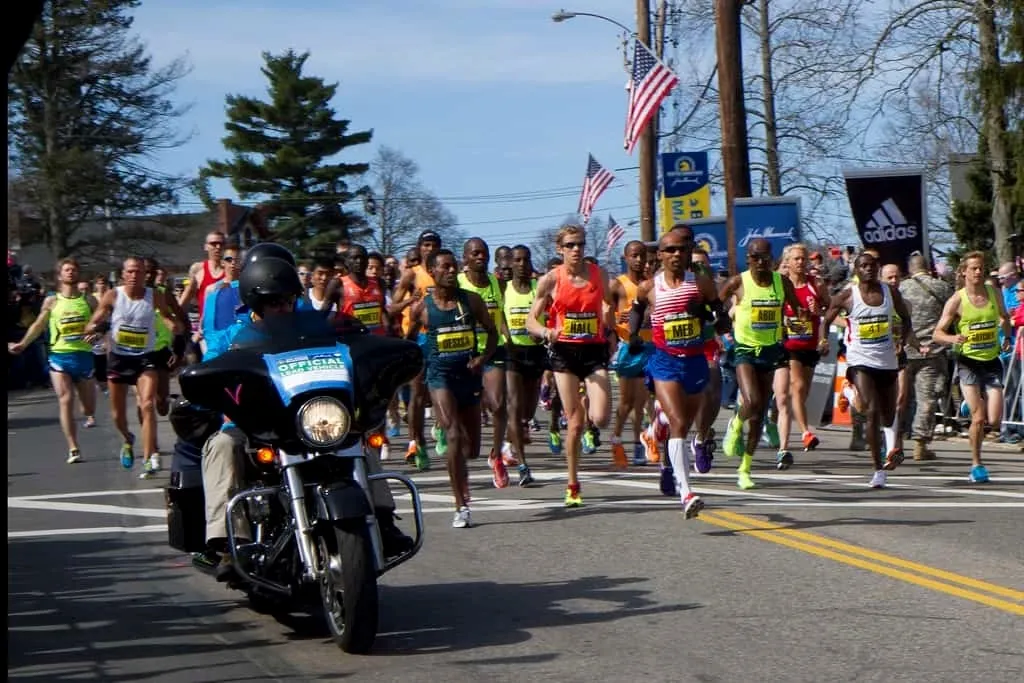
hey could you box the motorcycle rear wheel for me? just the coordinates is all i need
[318,521,379,654]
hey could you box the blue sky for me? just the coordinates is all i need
[132,0,654,249]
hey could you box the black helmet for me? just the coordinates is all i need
[238,256,304,313]
[168,396,222,446]
[245,242,296,268]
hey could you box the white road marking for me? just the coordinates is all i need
[8,525,166,539]
[8,499,165,518]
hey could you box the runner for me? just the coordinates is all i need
[407,249,498,528]
[718,239,807,489]
[778,244,830,466]
[503,244,543,487]
[631,230,728,517]
[823,251,914,487]
[308,258,337,313]
[458,238,515,487]
[8,258,98,463]
[200,242,244,353]
[177,231,226,355]
[882,263,911,447]
[392,231,443,469]
[494,245,513,293]
[526,225,615,507]
[689,244,723,475]
[143,257,188,418]
[609,240,654,468]
[91,277,111,395]
[540,257,566,456]
[338,244,388,335]
[932,251,1011,483]
[86,257,185,476]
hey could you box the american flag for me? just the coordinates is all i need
[624,40,679,154]
[606,215,626,253]
[577,154,615,224]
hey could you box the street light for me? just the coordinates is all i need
[551,9,634,35]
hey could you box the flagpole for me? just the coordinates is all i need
[636,0,658,243]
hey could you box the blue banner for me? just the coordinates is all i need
[732,197,802,262]
[689,216,729,275]
[660,152,709,198]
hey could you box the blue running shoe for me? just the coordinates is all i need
[968,464,990,483]
[659,465,676,496]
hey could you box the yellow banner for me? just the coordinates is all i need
[659,186,712,234]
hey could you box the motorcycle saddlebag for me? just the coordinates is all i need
[166,441,207,553]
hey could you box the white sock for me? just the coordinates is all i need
[842,386,857,405]
[882,426,896,454]
[668,438,692,497]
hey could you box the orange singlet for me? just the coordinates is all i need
[550,263,606,344]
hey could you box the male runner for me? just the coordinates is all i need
[526,225,615,507]
[718,239,806,489]
[458,238,515,487]
[177,231,226,354]
[392,231,442,469]
[407,250,498,528]
[494,245,513,292]
[689,245,723,475]
[143,257,189,418]
[503,244,543,487]
[307,258,337,313]
[631,230,729,517]
[932,251,1011,483]
[86,257,185,475]
[9,258,98,463]
[778,244,830,465]
[823,252,914,488]
[882,263,911,446]
[337,244,389,335]
[609,240,654,468]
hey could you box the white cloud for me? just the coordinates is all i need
[133,3,633,88]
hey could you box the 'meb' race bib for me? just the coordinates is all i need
[663,312,701,347]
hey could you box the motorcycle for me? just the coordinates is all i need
[168,311,425,653]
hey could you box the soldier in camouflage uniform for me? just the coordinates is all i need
[899,254,954,460]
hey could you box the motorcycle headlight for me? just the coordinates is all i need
[296,397,351,448]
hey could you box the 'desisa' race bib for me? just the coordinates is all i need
[437,326,474,354]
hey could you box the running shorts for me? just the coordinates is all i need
[426,370,483,409]
[846,365,899,394]
[956,357,1003,390]
[149,347,173,372]
[613,342,653,379]
[548,342,609,382]
[733,343,788,371]
[484,346,506,372]
[788,348,821,369]
[645,348,709,395]
[507,344,548,380]
[107,352,160,385]
[47,351,95,383]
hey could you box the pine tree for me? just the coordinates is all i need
[199,50,373,254]
[949,154,997,258]
[8,0,189,260]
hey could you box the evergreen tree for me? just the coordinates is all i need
[949,154,996,258]
[8,0,189,260]
[199,50,373,253]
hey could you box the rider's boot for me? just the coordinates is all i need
[377,508,415,558]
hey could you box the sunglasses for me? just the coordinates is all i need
[561,241,586,250]
[223,256,236,263]
[297,270,310,276]
[207,241,224,247]
[748,253,772,262]
[660,245,687,254]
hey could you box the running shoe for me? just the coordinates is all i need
[775,450,794,471]
[883,447,904,471]
[802,431,820,451]
[140,454,158,480]
[763,420,780,449]
[559,414,568,430]
[414,445,430,472]
[641,429,661,464]
[870,470,887,488]
[432,425,447,457]
[723,417,744,459]
[119,433,136,470]
[837,381,852,413]
[488,450,510,488]
[581,430,597,455]
[959,399,970,419]
[682,493,704,519]
[517,464,535,487]
[539,384,551,409]
[659,465,676,496]
[405,441,418,465]
[548,430,563,455]
[564,484,583,507]
[691,437,713,474]
[387,424,400,438]
[737,454,755,490]
[66,449,82,464]
[500,442,519,467]
[968,464,990,484]
[632,442,647,466]
[452,506,472,529]
[610,441,628,469]
[83,416,96,429]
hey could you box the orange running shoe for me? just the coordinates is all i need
[641,429,662,464]
[802,431,820,451]
[611,441,628,469]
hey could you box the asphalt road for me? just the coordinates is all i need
[8,386,1024,682]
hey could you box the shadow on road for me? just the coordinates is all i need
[373,574,701,656]
[701,512,975,535]
[9,415,60,430]
[7,535,296,682]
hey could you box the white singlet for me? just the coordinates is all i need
[844,282,897,370]
[308,289,337,313]
[110,287,156,356]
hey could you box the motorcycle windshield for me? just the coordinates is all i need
[229,309,344,354]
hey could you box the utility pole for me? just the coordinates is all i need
[636,0,658,242]
[105,199,116,284]
[715,0,753,274]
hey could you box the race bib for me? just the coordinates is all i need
[437,326,474,354]
[561,313,598,339]
[857,316,890,343]
[786,318,813,339]
[751,300,780,329]
[60,316,87,341]
[116,325,148,350]
[966,322,997,348]
[353,302,381,327]
[508,307,529,336]
[663,313,700,345]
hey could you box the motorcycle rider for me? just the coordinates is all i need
[194,253,415,580]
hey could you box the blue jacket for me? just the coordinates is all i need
[204,297,322,361]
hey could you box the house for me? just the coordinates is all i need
[7,199,272,280]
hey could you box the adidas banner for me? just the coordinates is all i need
[843,169,927,268]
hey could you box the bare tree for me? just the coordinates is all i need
[529,215,621,273]
[365,146,462,257]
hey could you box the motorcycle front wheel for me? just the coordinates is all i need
[318,520,379,654]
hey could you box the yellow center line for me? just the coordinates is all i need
[698,512,1024,617]
[709,509,1024,603]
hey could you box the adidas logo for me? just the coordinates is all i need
[862,198,918,243]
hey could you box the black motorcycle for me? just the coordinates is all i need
[166,312,425,653]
